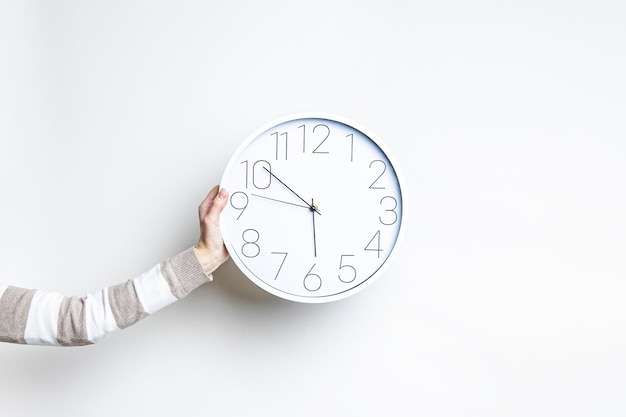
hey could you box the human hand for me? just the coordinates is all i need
[193,185,230,275]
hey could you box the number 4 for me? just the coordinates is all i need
[364,231,383,258]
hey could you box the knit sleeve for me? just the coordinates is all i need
[0,247,211,347]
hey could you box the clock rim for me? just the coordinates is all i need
[219,112,406,303]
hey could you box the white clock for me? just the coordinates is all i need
[219,113,404,303]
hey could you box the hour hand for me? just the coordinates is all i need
[262,167,321,215]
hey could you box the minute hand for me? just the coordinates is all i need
[263,167,321,215]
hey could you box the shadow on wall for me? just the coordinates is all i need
[211,259,278,305]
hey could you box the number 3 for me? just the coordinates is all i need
[379,196,398,225]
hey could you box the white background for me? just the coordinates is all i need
[1,1,624,416]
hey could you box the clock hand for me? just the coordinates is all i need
[311,198,317,258]
[250,193,311,210]
[263,167,321,215]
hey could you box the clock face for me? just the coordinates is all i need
[219,113,404,303]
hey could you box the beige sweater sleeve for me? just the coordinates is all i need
[0,247,211,347]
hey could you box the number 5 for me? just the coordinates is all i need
[338,255,357,283]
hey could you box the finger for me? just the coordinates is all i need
[205,187,229,224]
[199,185,220,219]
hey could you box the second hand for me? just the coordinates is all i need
[250,193,311,209]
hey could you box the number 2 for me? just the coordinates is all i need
[369,160,386,189]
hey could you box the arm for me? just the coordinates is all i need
[0,186,229,347]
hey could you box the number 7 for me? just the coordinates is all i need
[271,252,288,280]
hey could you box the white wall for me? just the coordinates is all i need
[1,1,625,416]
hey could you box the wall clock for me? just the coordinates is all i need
[219,113,404,303]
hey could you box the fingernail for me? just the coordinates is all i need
[218,188,227,199]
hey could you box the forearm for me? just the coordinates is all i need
[0,247,210,347]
